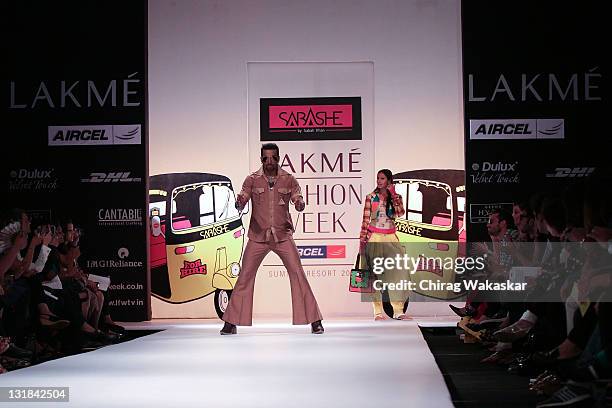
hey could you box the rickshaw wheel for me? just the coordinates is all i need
[214,289,232,319]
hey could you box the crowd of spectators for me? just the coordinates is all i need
[0,209,124,373]
[450,175,611,407]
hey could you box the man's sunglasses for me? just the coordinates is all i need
[261,156,279,163]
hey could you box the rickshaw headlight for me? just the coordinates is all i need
[230,263,240,277]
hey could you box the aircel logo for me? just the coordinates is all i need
[297,245,346,259]
[546,167,595,178]
[469,119,564,140]
[48,124,141,146]
[81,172,142,183]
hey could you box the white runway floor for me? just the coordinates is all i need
[0,318,456,408]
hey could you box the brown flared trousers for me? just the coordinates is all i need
[222,238,322,326]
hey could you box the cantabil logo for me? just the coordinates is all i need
[469,119,564,140]
[48,124,141,145]
[97,208,143,227]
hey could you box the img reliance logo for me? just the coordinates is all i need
[97,208,143,227]
[297,245,346,259]
[117,247,130,259]
[260,97,362,141]
[469,119,564,140]
[86,247,143,269]
[48,124,141,146]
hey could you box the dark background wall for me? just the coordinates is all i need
[462,2,608,241]
[1,1,150,321]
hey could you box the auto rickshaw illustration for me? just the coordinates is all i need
[392,169,466,300]
[149,173,247,317]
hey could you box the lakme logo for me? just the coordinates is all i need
[261,97,362,141]
[48,124,141,146]
[97,208,143,227]
[469,119,564,140]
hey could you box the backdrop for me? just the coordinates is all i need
[462,1,608,241]
[148,0,465,318]
[2,1,150,321]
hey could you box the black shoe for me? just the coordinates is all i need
[311,320,324,334]
[102,322,126,334]
[39,314,70,330]
[4,344,34,359]
[536,383,593,407]
[449,304,476,318]
[466,320,504,332]
[220,322,237,335]
[81,340,105,351]
[84,330,116,344]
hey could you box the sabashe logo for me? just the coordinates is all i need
[469,119,564,140]
[97,208,143,227]
[546,167,595,178]
[48,124,141,146]
[471,161,520,184]
[81,172,142,183]
[297,245,346,259]
[86,247,143,269]
[8,168,58,192]
[260,97,362,141]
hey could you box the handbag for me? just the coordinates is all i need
[349,254,375,293]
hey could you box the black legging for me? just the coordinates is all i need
[567,303,598,349]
